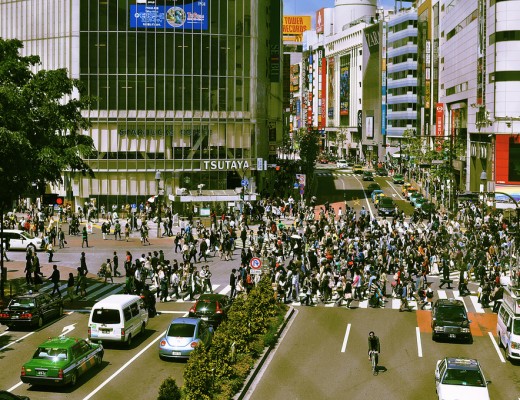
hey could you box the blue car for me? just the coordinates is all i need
[158,317,213,360]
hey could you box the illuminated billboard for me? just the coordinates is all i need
[283,15,311,43]
[130,2,208,30]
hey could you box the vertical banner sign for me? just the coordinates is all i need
[316,8,325,34]
[357,111,362,135]
[321,56,327,130]
[381,23,387,136]
[328,57,335,122]
[436,103,444,151]
[269,0,281,82]
[477,0,486,106]
[340,55,350,117]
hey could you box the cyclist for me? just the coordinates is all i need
[368,331,381,369]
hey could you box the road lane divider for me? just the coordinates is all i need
[0,331,35,352]
[488,332,505,363]
[341,323,351,353]
[416,327,423,358]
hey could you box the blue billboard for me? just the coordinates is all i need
[130,2,208,30]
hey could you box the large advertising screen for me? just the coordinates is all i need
[130,2,208,30]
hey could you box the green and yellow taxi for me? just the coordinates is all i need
[21,336,103,387]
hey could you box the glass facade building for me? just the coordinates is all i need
[0,0,283,207]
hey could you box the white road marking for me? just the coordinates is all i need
[488,332,506,363]
[437,290,447,299]
[416,327,423,358]
[468,295,485,314]
[0,331,35,351]
[219,285,231,295]
[341,323,351,353]
[7,381,23,392]
[83,311,189,400]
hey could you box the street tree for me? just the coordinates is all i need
[0,38,95,296]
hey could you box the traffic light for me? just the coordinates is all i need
[42,193,58,205]
[56,196,65,206]
[275,165,280,171]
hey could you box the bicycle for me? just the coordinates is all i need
[369,350,379,375]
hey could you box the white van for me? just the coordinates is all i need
[0,230,44,251]
[88,295,148,346]
[497,285,520,361]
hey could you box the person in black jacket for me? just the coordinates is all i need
[49,265,61,297]
[229,268,237,299]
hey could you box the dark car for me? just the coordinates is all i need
[392,174,405,184]
[362,171,374,181]
[188,294,231,327]
[378,197,396,216]
[0,391,30,400]
[376,168,388,176]
[420,201,435,216]
[0,293,63,329]
[366,183,381,194]
[431,299,472,343]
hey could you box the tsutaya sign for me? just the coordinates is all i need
[203,160,250,171]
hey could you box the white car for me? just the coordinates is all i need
[336,159,348,168]
[0,229,44,251]
[435,358,491,400]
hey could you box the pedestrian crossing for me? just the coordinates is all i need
[289,288,495,314]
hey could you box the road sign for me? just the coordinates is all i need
[241,179,249,187]
[250,257,262,274]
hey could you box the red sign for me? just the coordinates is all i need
[316,8,325,34]
[250,257,262,270]
[321,58,327,129]
[435,103,444,137]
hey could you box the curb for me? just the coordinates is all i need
[235,306,296,400]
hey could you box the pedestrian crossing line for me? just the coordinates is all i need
[219,285,231,295]
[452,290,469,311]
[211,284,220,292]
[392,298,401,309]
[97,285,126,302]
[83,283,108,301]
[358,299,368,308]
[437,290,448,299]
[468,295,485,314]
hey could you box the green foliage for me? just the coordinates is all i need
[183,343,212,400]
[0,38,95,209]
[157,377,182,400]
[180,274,288,400]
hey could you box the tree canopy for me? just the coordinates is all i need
[0,38,95,209]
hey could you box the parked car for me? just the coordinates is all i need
[188,293,231,327]
[414,197,428,209]
[374,193,386,208]
[371,189,384,202]
[404,186,418,200]
[0,293,63,329]
[20,336,103,387]
[431,299,472,342]
[0,230,44,252]
[392,174,405,184]
[159,317,213,360]
[378,197,396,217]
[366,183,381,194]
[420,201,435,216]
[435,358,491,400]
[362,171,374,181]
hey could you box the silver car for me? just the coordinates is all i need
[158,317,213,360]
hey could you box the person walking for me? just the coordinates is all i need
[124,223,130,242]
[229,268,237,299]
[103,258,114,283]
[114,220,122,240]
[81,226,89,248]
[58,228,66,248]
[113,251,121,277]
[32,254,43,292]
[24,250,34,286]
[49,264,61,297]
[67,272,75,303]
[46,242,54,262]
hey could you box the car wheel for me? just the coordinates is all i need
[140,323,145,335]
[126,334,132,347]
[94,353,103,366]
[432,332,437,341]
[58,306,64,317]
[69,371,78,387]
[37,316,44,328]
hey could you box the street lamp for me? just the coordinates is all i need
[480,171,487,218]
[155,170,162,238]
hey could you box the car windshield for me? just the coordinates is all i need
[513,318,520,335]
[9,298,35,309]
[33,347,68,361]
[442,368,486,387]
[168,323,195,338]
[20,232,34,239]
[195,300,217,312]
[92,308,121,324]
[438,307,466,321]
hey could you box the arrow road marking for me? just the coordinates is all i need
[61,323,76,336]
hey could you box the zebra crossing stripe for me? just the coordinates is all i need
[83,283,108,300]
[358,299,369,308]
[468,295,485,313]
[452,290,469,311]
[391,299,401,309]
[219,285,231,295]
[97,285,125,301]
[437,290,448,299]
